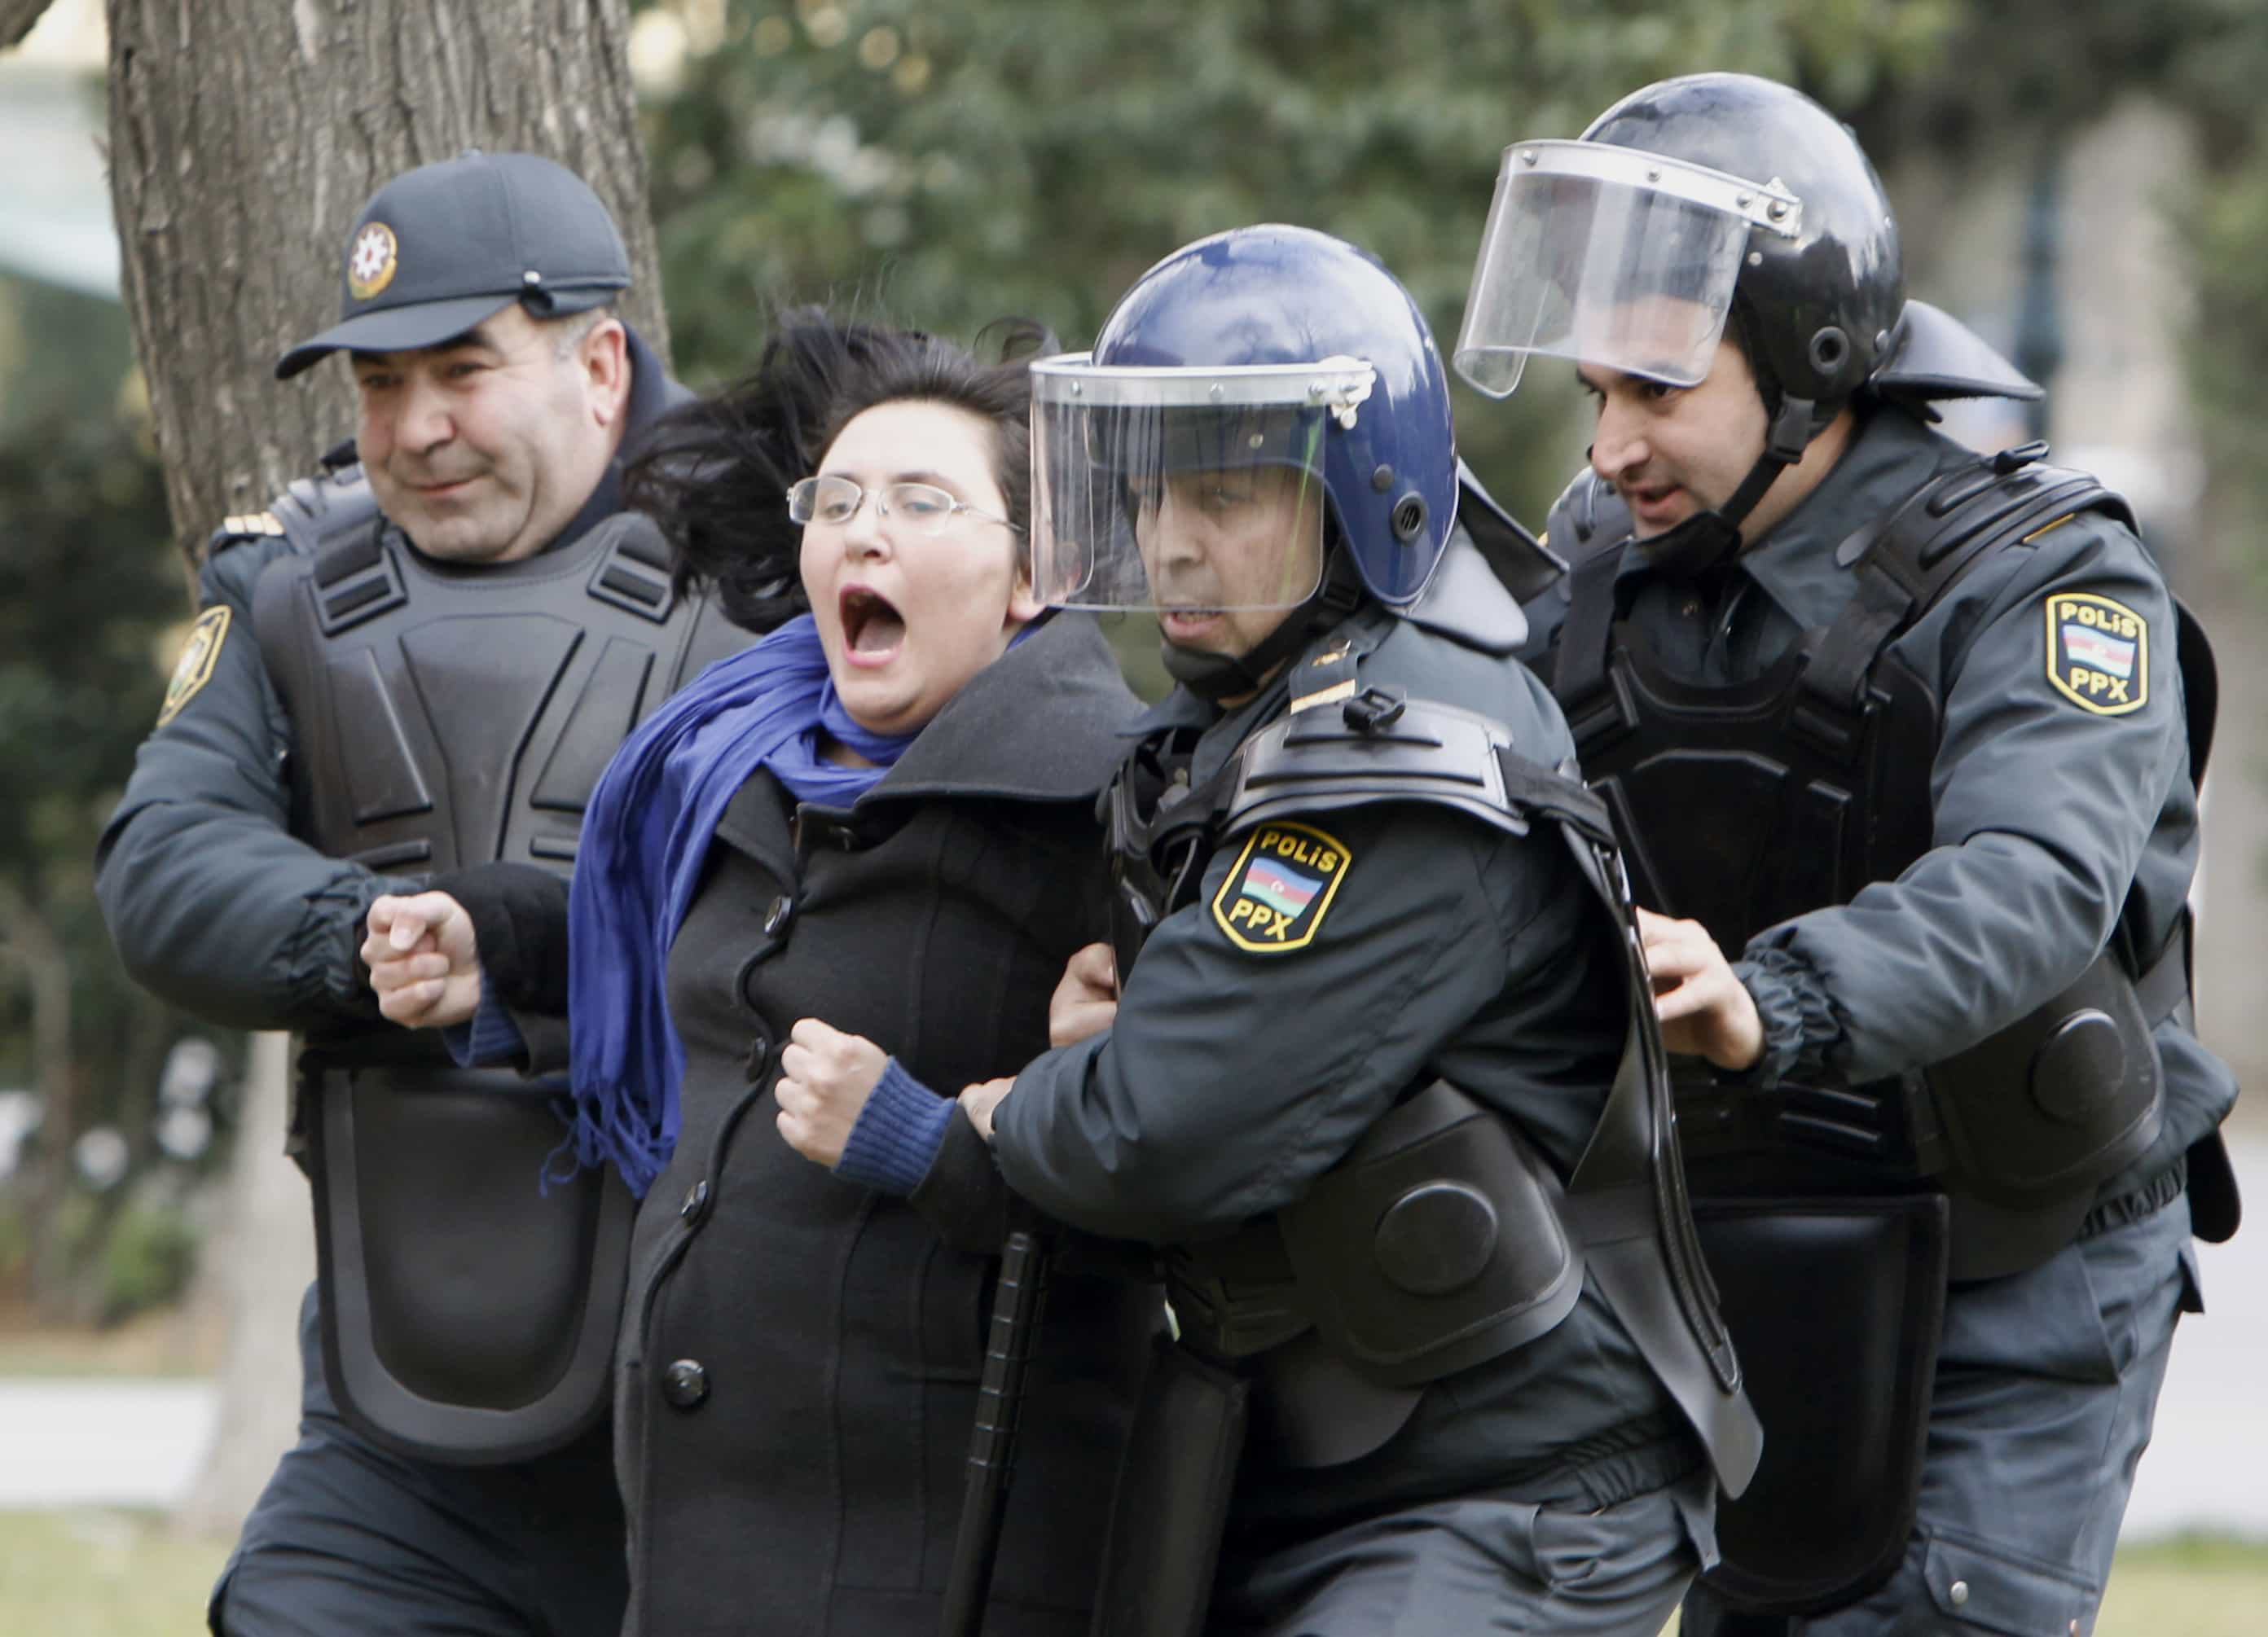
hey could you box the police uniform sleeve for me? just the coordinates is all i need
[1738,514,2185,1086]
[988,802,1540,1244]
[94,538,422,1031]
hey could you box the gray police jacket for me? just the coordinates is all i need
[96,325,700,1034]
[992,584,1707,1535]
[1527,406,2236,1207]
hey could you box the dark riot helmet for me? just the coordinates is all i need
[1456,72,2037,573]
[1030,225,1459,694]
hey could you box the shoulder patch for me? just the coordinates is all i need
[1211,821,1352,953]
[2045,590,2147,716]
[157,607,231,727]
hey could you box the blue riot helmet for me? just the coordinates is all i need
[1455,73,2037,575]
[1030,226,1459,693]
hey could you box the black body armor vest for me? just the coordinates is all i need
[1543,454,2197,1616]
[253,507,749,876]
[1548,454,2176,1249]
[248,491,755,1466]
[1105,657,1760,1501]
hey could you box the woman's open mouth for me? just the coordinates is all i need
[839,586,907,668]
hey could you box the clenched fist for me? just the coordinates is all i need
[775,1018,890,1167]
[363,892,483,1029]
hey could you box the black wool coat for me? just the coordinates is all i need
[615,612,1158,1637]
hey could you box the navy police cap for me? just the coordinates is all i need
[275,151,631,380]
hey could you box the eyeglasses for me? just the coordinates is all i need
[786,476,1019,537]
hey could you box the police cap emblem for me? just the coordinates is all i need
[1211,822,1352,953]
[2045,590,2148,717]
[347,222,399,301]
[157,606,231,727]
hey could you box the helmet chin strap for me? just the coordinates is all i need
[1632,390,1814,581]
[1160,545,1367,702]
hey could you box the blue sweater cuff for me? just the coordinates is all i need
[445,981,529,1069]
[835,1058,955,1197]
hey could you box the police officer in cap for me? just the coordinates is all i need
[961,223,1760,1636]
[1454,71,2239,1635]
[97,151,745,1635]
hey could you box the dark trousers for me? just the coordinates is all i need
[209,1284,627,1637]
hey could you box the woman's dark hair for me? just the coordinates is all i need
[626,306,1052,632]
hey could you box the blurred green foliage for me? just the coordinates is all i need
[0,269,210,1320]
[635,0,1960,518]
[1844,0,2268,538]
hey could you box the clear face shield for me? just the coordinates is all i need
[1028,354,1375,620]
[1454,140,1803,398]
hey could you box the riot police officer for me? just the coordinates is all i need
[1454,71,2239,1636]
[95,151,745,1636]
[963,224,1760,1636]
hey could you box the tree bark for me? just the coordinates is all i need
[102,0,665,1538]
[169,1032,313,1538]
[1,0,56,50]
[105,0,669,578]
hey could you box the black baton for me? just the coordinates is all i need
[938,1220,1052,1637]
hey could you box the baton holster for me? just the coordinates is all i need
[1089,1335,1250,1637]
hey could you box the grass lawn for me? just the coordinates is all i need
[1,1509,2262,1635]
[0,1511,227,1632]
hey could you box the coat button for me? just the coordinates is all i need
[763,895,793,937]
[1947,1580,1969,1608]
[662,1358,710,1410]
[679,1179,710,1222]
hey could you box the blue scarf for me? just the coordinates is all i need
[565,614,913,1196]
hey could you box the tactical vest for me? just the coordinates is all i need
[1544,452,2207,1617]
[1103,641,1761,1501]
[252,498,749,875]
[245,481,754,1465]
[1549,451,2179,1268]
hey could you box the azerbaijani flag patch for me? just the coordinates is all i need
[2045,591,2148,716]
[1211,821,1352,953]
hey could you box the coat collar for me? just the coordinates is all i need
[1615,406,1972,631]
[857,612,1141,805]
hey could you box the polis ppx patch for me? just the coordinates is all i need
[2045,591,2148,716]
[157,606,231,727]
[1211,822,1352,953]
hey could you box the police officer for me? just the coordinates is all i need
[961,224,1760,1636]
[1453,72,2239,1636]
[96,151,745,1636]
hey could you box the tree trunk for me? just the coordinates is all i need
[2,0,56,50]
[105,0,669,579]
[102,0,665,1538]
[169,1033,313,1538]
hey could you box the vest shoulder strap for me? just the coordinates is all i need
[1800,449,2131,715]
[1219,692,1602,847]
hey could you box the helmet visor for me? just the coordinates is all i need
[1029,353,1365,614]
[1454,140,1801,398]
